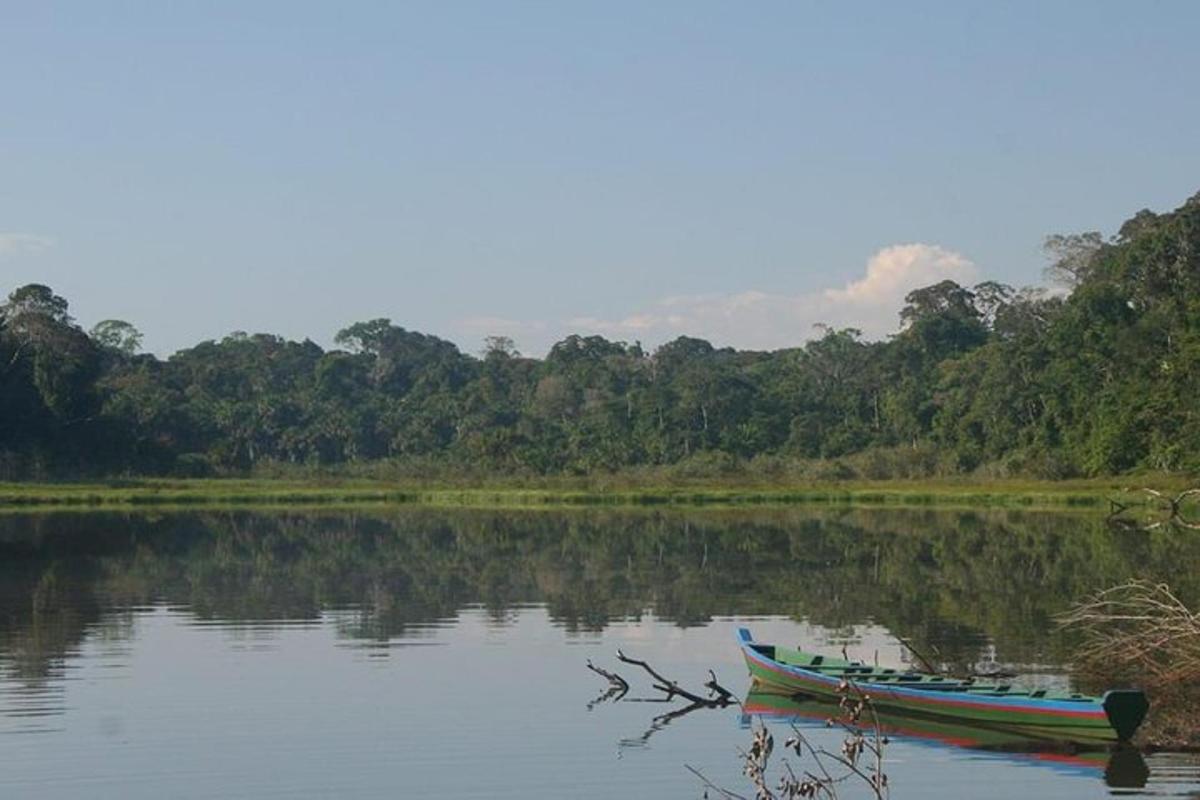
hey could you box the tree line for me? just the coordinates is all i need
[2,191,1198,479]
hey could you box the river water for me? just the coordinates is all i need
[2,507,1198,798]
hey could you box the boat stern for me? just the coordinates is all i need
[1102,690,1149,742]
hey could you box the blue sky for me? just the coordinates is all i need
[2,2,1198,355]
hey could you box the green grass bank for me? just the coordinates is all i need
[1,475,1195,512]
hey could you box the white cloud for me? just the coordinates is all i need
[0,233,55,258]
[456,244,979,354]
[824,243,975,308]
[570,244,978,350]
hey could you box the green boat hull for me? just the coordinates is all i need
[738,628,1147,744]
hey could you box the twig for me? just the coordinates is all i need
[705,669,738,706]
[586,683,626,711]
[586,659,629,692]
[896,635,939,674]
[785,725,839,787]
[691,679,889,799]
[684,765,750,800]
[1058,580,1200,685]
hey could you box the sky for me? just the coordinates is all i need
[2,2,1198,357]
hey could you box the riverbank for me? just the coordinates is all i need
[0,475,1194,511]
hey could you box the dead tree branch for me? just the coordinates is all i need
[705,669,736,706]
[615,649,735,707]
[1107,487,1200,531]
[586,659,629,692]
[586,652,736,748]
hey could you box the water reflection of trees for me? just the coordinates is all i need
[3,508,1200,687]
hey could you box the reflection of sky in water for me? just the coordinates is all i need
[3,508,1200,798]
[0,605,1196,799]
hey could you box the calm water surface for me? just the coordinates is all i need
[2,508,1199,798]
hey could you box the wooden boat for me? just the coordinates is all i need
[737,628,1148,744]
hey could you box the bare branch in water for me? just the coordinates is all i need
[705,669,737,706]
[586,659,629,692]
[1105,487,1200,531]
[586,683,627,711]
[586,653,734,748]
[616,649,734,707]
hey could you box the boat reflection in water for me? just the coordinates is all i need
[741,690,1149,791]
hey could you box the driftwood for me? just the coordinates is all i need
[586,683,626,712]
[705,669,736,706]
[1106,487,1200,531]
[1140,488,1200,530]
[586,659,629,693]
[586,651,738,747]
[585,660,629,710]
[615,649,735,708]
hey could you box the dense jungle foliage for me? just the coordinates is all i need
[3,193,1199,479]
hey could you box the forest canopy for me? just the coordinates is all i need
[3,192,1199,480]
